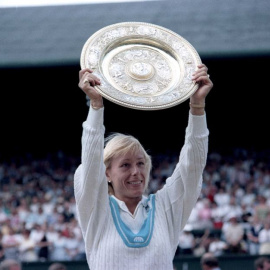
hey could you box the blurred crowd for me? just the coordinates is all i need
[175,148,270,257]
[0,152,84,263]
[0,147,270,263]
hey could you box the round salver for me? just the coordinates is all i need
[80,22,202,110]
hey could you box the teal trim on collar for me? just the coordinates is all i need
[109,195,156,248]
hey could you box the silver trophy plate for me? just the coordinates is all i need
[80,22,202,110]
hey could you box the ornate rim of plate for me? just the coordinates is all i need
[80,22,202,110]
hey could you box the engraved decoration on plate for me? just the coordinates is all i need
[80,22,201,110]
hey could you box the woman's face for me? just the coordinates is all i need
[106,150,147,202]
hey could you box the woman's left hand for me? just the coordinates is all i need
[189,64,213,115]
[190,64,213,104]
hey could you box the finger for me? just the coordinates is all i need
[193,75,212,85]
[194,65,208,76]
[193,70,207,77]
[87,76,98,87]
[193,65,207,73]
[78,73,93,89]
[89,74,101,85]
[79,76,97,92]
[84,73,101,86]
[79,68,93,80]
[192,71,209,81]
[197,64,208,70]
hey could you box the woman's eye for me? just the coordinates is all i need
[121,163,129,167]
[138,162,145,166]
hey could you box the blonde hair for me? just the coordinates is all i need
[104,133,152,193]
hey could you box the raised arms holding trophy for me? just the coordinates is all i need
[74,22,213,270]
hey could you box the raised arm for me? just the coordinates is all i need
[78,68,104,109]
[156,64,213,250]
[190,64,213,115]
[74,69,108,244]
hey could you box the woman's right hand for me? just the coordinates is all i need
[78,68,103,109]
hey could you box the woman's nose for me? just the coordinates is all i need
[131,165,138,175]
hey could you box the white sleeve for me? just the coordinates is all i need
[74,106,109,252]
[155,112,209,249]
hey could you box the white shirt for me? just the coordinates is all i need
[259,228,270,243]
[74,107,209,270]
[112,195,148,234]
[179,232,194,249]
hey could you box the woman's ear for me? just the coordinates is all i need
[105,168,111,182]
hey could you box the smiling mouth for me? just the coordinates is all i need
[128,180,143,185]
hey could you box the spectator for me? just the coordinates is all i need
[1,227,21,260]
[222,214,245,254]
[247,216,264,255]
[254,195,270,224]
[17,199,30,224]
[8,209,20,233]
[0,259,21,270]
[242,183,256,207]
[210,201,225,230]
[29,196,40,214]
[0,245,5,263]
[29,224,45,255]
[214,187,230,208]
[208,234,227,256]
[64,231,80,261]
[178,225,195,255]
[38,233,50,261]
[193,229,211,257]
[62,202,74,223]
[48,263,67,270]
[197,198,213,230]
[41,195,54,216]
[223,196,243,221]
[25,210,40,229]
[200,252,221,270]
[230,182,245,205]
[47,206,61,226]
[46,225,59,244]
[259,220,270,255]
[49,231,68,261]
[18,229,37,262]
[187,206,200,231]
[35,207,48,226]
[254,256,270,270]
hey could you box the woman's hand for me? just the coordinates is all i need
[78,68,103,109]
[189,64,213,115]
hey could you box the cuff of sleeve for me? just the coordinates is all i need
[187,111,208,136]
[85,106,104,129]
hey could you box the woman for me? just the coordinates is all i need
[18,229,38,262]
[74,64,213,270]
